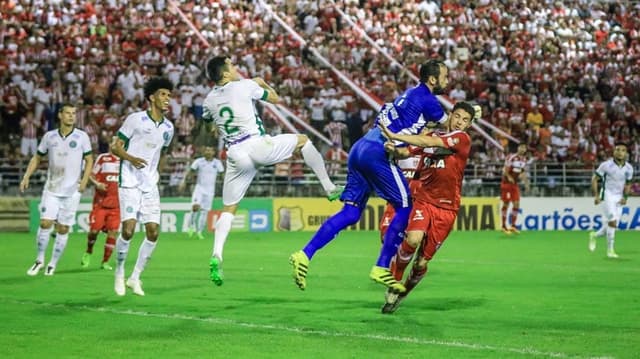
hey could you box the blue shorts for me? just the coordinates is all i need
[340,134,411,209]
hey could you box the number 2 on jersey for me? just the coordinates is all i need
[219,107,238,134]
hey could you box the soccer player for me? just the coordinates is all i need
[22,103,93,276]
[179,145,225,240]
[290,60,449,292]
[589,143,633,258]
[500,143,530,234]
[110,77,174,296]
[378,101,477,313]
[202,56,342,286]
[81,148,120,270]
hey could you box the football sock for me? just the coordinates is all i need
[391,240,417,281]
[606,226,616,251]
[48,232,69,267]
[376,206,411,267]
[198,209,208,233]
[115,236,130,277]
[103,236,116,263]
[404,264,428,296]
[300,140,335,193]
[36,227,53,263]
[86,232,98,254]
[595,225,606,237]
[130,238,157,281]
[303,204,361,259]
[212,212,234,260]
[501,205,509,228]
[509,208,519,228]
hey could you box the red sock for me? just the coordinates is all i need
[86,232,98,254]
[103,236,116,263]
[501,205,509,228]
[391,241,417,281]
[403,263,428,296]
[509,208,519,228]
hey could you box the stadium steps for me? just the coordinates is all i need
[0,197,29,232]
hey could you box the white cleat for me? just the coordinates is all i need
[588,232,597,252]
[126,278,145,296]
[115,276,126,296]
[27,261,44,276]
[44,265,56,276]
[607,250,619,259]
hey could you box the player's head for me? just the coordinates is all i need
[517,142,528,155]
[449,101,475,131]
[57,103,77,127]
[207,56,239,84]
[202,145,216,159]
[144,77,173,112]
[613,142,628,162]
[419,59,448,95]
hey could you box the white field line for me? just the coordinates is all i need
[2,298,613,359]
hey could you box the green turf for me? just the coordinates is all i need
[0,230,638,358]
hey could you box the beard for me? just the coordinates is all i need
[432,83,446,95]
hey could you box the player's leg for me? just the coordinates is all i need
[379,203,395,245]
[83,208,104,268]
[101,209,119,270]
[114,188,141,295]
[293,134,342,199]
[46,191,81,275]
[188,187,201,237]
[389,203,430,281]
[508,186,521,233]
[195,192,212,239]
[605,201,622,258]
[500,183,511,233]
[27,191,59,275]
[126,187,162,295]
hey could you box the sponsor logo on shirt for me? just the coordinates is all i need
[69,140,77,148]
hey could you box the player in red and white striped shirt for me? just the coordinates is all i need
[500,143,530,234]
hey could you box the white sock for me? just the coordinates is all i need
[36,227,53,263]
[595,225,607,237]
[198,209,208,233]
[190,210,198,230]
[300,140,336,193]
[115,236,130,278]
[212,212,234,260]
[48,232,69,267]
[606,226,616,251]
[130,238,157,281]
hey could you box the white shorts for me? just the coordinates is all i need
[119,186,161,224]
[191,185,214,209]
[223,134,298,205]
[602,197,623,223]
[39,190,82,226]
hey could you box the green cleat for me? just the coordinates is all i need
[326,185,344,201]
[289,250,310,290]
[196,232,204,240]
[101,262,113,270]
[209,256,224,286]
[370,266,406,293]
[187,228,195,238]
[81,253,91,268]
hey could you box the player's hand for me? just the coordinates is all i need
[619,198,627,205]
[594,198,602,205]
[95,182,107,192]
[79,182,88,193]
[19,177,29,193]
[178,182,186,193]
[384,141,396,154]
[129,156,147,169]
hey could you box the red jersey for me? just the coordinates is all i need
[397,145,422,180]
[412,131,471,211]
[92,153,120,209]
[501,153,527,184]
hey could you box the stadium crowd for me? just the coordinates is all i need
[1,0,639,178]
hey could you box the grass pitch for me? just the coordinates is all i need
[0,230,638,358]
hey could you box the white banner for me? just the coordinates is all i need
[516,197,640,231]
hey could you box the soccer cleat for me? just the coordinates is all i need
[126,278,145,296]
[607,249,619,259]
[27,261,44,276]
[588,232,597,252]
[501,227,512,235]
[370,266,406,293]
[289,250,310,290]
[114,276,126,296]
[101,262,113,270]
[326,185,344,202]
[209,256,224,286]
[381,289,406,314]
[44,265,55,276]
[81,253,91,268]
[187,227,195,238]
[508,226,520,234]
[196,232,204,240]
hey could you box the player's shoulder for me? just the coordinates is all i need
[447,130,471,143]
[161,117,174,130]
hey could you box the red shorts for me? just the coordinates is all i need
[379,203,395,241]
[89,206,120,232]
[406,201,457,261]
[500,182,520,202]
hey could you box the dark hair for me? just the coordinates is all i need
[452,101,475,120]
[419,59,445,83]
[614,141,628,148]
[143,77,173,101]
[206,56,229,82]
[57,103,75,117]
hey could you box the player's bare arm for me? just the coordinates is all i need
[252,77,280,103]
[620,183,631,205]
[89,175,107,191]
[591,174,601,205]
[503,166,515,183]
[178,168,193,193]
[78,153,94,192]
[19,153,43,193]
[384,142,411,159]
[379,123,445,148]
[110,137,147,169]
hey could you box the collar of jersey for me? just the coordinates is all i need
[57,127,75,139]
[146,110,165,127]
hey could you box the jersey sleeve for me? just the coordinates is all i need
[163,123,174,148]
[190,158,200,171]
[202,95,215,124]
[215,159,225,172]
[243,79,268,101]
[439,131,470,155]
[92,154,103,175]
[595,162,606,178]
[36,132,49,156]
[422,97,447,124]
[117,114,136,143]
[627,166,634,182]
[81,132,92,156]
